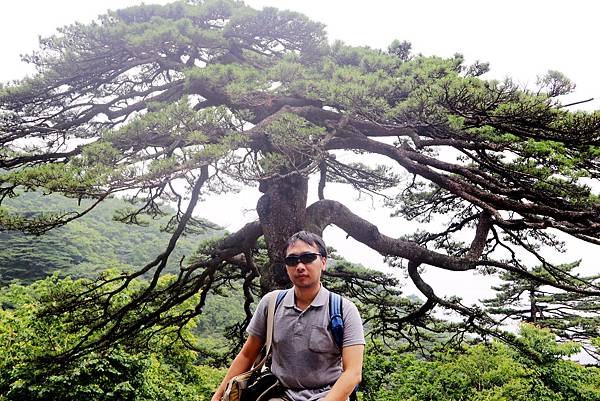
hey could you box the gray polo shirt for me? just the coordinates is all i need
[247,285,365,401]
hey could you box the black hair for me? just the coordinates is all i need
[284,231,327,257]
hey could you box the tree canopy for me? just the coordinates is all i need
[483,261,600,359]
[0,274,225,401]
[1,0,600,359]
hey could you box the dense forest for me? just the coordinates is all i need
[0,192,247,345]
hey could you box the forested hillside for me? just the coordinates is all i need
[0,191,248,344]
[0,191,218,284]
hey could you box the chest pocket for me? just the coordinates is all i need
[308,324,338,354]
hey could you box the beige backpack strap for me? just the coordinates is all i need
[253,290,280,369]
[264,290,278,355]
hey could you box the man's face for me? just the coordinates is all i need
[284,240,326,290]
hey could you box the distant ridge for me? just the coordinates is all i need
[0,192,220,284]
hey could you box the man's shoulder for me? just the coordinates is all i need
[263,289,282,298]
[259,289,286,301]
[326,289,358,310]
[334,292,362,320]
[339,294,358,308]
[258,289,291,310]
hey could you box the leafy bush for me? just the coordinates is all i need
[0,274,225,401]
[362,325,600,401]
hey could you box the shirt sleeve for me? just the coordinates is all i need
[246,291,272,340]
[342,298,366,347]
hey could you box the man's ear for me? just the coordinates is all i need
[321,256,327,271]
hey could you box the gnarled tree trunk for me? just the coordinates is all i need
[256,173,309,293]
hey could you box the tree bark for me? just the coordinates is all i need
[256,174,308,293]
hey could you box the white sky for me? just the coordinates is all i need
[2,0,600,305]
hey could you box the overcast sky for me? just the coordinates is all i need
[2,0,599,304]
[4,0,599,108]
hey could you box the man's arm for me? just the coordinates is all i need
[210,335,264,401]
[321,344,364,401]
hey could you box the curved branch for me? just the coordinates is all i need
[407,260,437,300]
[407,260,494,323]
[306,199,473,271]
[326,134,600,238]
[307,199,600,296]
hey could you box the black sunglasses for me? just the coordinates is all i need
[284,252,322,266]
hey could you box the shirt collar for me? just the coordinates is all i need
[282,285,329,308]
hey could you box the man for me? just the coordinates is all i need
[211,231,365,401]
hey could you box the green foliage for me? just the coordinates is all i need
[2,273,600,401]
[186,63,268,102]
[193,288,246,350]
[362,325,600,401]
[0,274,225,401]
[537,70,575,97]
[0,196,245,358]
[258,113,327,174]
[484,262,600,358]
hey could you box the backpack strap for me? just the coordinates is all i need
[252,290,280,369]
[275,289,287,309]
[264,290,279,356]
[329,291,360,401]
[329,291,344,349]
